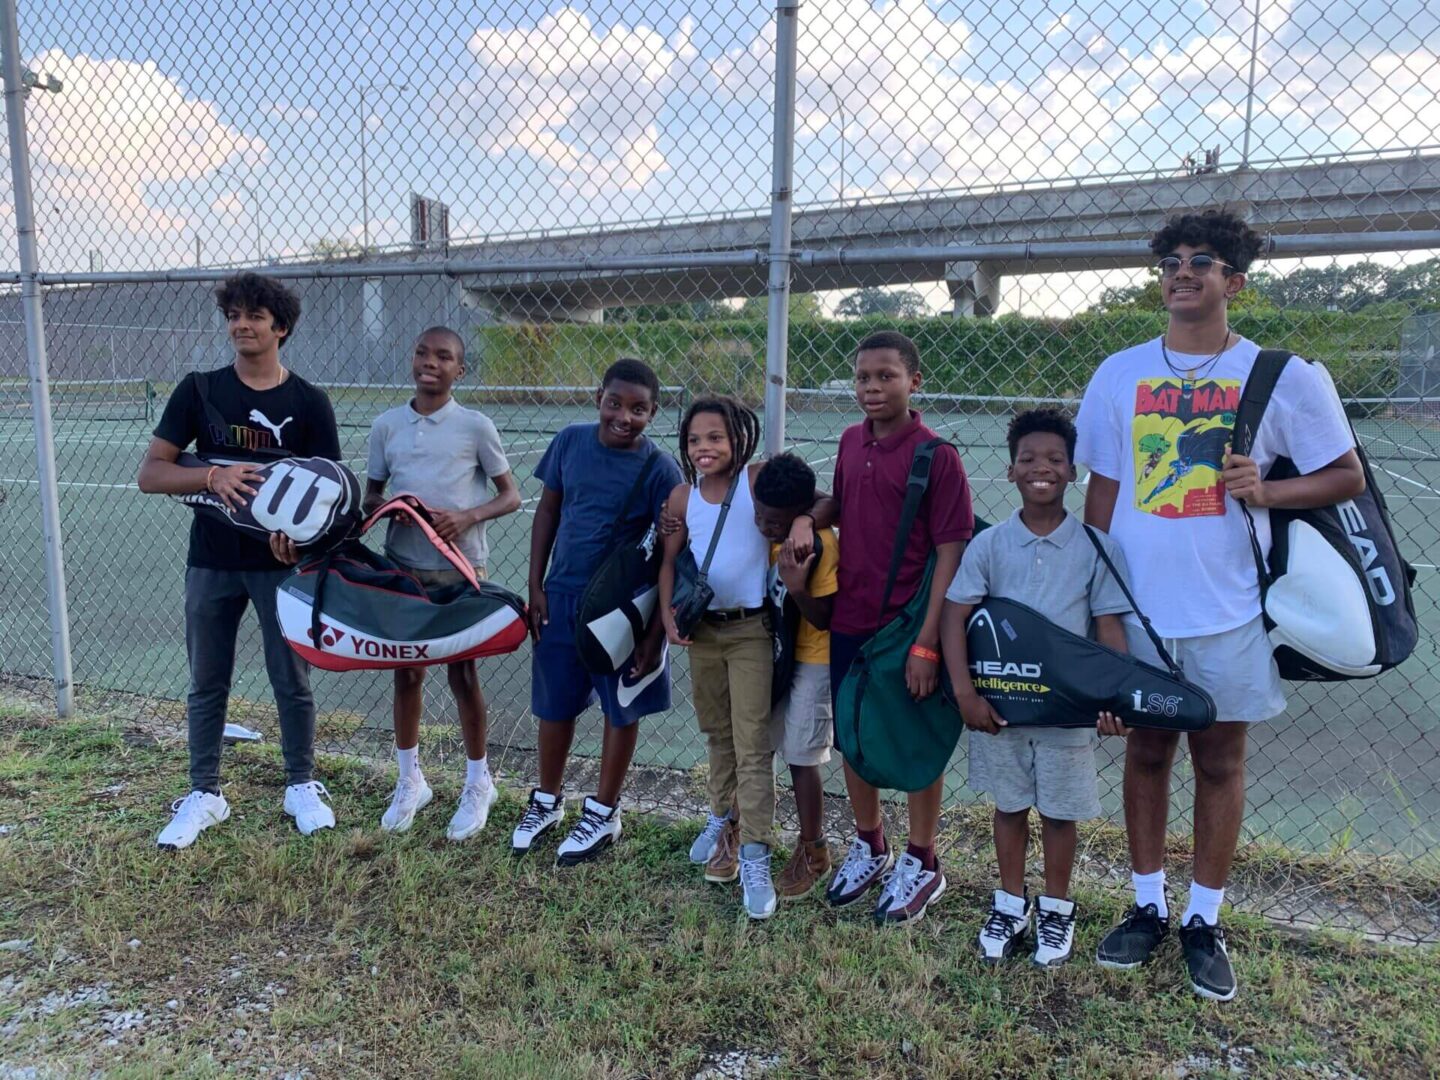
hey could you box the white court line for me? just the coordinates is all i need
[1365,433,1440,462]
[1380,466,1440,498]
[0,476,135,490]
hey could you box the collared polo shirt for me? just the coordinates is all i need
[945,508,1132,635]
[832,410,975,636]
[366,397,511,570]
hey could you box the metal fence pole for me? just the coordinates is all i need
[1241,0,1262,167]
[1,0,75,717]
[762,0,800,456]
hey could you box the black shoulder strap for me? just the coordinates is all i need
[1230,349,1293,590]
[1082,524,1183,680]
[606,444,661,541]
[697,469,744,581]
[195,370,291,461]
[876,438,948,620]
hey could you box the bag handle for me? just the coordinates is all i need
[1230,349,1293,593]
[1081,523,1184,681]
[361,495,484,593]
[876,438,947,622]
[696,469,744,584]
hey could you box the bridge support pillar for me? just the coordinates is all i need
[946,261,1002,318]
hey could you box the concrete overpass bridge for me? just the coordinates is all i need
[413,152,1440,321]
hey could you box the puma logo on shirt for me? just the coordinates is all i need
[248,409,294,446]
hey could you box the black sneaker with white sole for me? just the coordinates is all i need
[555,796,621,866]
[1095,902,1170,969]
[1179,916,1237,1001]
[511,789,564,855]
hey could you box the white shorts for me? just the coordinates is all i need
[769,662,833,767]
[1124,614,1286,724]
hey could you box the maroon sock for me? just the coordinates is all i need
[906,841,937,871]
[858,825,886,856]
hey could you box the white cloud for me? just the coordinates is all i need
[440,7,695,194]
[21,50,266,269]
[266,100,321,125]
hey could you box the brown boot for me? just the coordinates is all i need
[776,838,832,900]
[704,819,740,883]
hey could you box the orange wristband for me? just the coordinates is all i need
[909,644,940,664]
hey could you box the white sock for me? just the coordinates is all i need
[465,756,490,788]
[1132,869,1168,918]
[396,745,419,779]
[1182,882,1225,927]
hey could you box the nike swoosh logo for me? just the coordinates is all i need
[616,643,668,708]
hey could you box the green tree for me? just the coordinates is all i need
[740,292,823,321]
[609,300,736,322]
[307,236,363,260]
[834,287,930,319]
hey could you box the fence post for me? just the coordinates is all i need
[1,0,75,717]
[762,0,801,456]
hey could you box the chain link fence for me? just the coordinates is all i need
[1,0,1438,940]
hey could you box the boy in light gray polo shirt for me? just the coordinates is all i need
[364,326,521,842]
[940,408,1132,968]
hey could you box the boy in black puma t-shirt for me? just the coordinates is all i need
[139,272,341,849]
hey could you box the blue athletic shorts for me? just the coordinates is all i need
[531,588,672,727]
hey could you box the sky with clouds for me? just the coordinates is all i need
[6,0,1439,312]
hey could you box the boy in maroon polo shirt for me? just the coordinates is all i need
[802,330,974,924]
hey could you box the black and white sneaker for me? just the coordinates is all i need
[1095,902,1169,969]
[555,796,621,866]
[977,889,1030,963]
[1032,896,1077,967]
[511,789,564,855]
[1180,916,1237,1002]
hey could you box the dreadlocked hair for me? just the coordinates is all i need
[678,395,761,485]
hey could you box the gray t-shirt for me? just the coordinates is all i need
[366,398,511,570]
[948,509,1133,749]
[946,509,1132,635]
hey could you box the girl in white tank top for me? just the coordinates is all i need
[658,397,780,918]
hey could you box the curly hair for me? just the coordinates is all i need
[1007,406,1076,463]
[602,357,662,403]
[1149,209,1265,273]
[214,273,302,347]
[855,329,921,374]
[754,452,817,510]
[678,394,761,485]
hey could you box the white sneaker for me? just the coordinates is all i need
[556,796,621,866]
[446,780,498,842]
[689,812,729,864]
[740,843,778,921]
[873,853,947,926]
[511,788,565,854]
[824,837,894,908]
[380,773,432,833]
[977,889,1031,964]
[283,781,336,836]
[1032,895,1078,967]
[157,790,230,850]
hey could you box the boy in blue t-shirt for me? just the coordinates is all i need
[512,358,682,865]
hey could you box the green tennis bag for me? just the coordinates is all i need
[834,439,965,792]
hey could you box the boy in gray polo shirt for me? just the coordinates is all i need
[940,408,1132,967]
[364,326,521,841]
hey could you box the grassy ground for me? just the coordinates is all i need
[1,702,1437,1080]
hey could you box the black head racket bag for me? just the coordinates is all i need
[277,496,527,671]
[962,527,1215,731]
[1231,351,1418,680]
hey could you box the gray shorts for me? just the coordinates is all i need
[968,725,1102,821]
[1124,614,1286,724]
[769,662,833,767]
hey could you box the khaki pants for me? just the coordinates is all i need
[691,614,775,847]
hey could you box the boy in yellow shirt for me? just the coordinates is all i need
[753,453,840,899]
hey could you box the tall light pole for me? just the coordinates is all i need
[825,81,845,201]
[216,168,262,263]
[358,81,409,254]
